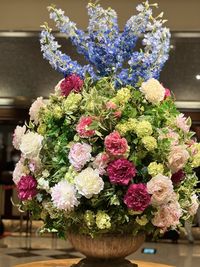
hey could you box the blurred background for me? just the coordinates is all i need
[0,1,200,267]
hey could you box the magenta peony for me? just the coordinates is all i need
[107,158,136,185]
[124,183,151,211]
[104,131,128,157]
[76,116,95,138]
[60,74,83,97]
[17,175,37,201]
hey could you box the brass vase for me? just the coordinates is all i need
[67,232,145,267]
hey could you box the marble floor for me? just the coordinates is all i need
[0,235,200,267]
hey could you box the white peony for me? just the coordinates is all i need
[20,132,43,159]
[13,158,29,184]
[51,180,79,211]
[74,167,104,199]
[29,97,46,125]
[13,125,26,150]
[140,78,165,105]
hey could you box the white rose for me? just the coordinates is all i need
[140,78,165,104]
[20,132,43,159]
[74,167,104,199]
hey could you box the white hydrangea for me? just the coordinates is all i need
[12,125,26,150]
[51,180,79,211]
[140,78,165,105]
[29,97,46,125]
[20,132,43,159]
[74,167,104,199]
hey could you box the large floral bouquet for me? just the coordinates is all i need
[13,1,199,238]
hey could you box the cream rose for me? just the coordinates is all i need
[20,132,43,159]
[168,145,189,173]
[140,78,165,104]
[147,174,174,205]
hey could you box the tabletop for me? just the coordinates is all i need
[14,258,175,267]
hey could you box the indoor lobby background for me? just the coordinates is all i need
[0,0,200,267]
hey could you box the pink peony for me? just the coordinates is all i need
[107,158,136,185]
[152,201,182,232]
[114,110,122,118]
[13,125,26,150]
[104,131,128,157]
[17,175,37,201]
[164,88,171,99]
[60,74,83,97]
[29,97,46,125]
[147,174,174,206]
[68,142,92,171]
[93,153,109,175]
[124,183,151,211]
[175,114,190,133]
[171,170,185,185]
[168,145,189,173]
[76,116,95,138]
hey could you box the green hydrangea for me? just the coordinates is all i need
[63,93,82,112]
[135,120,153,138]
[191,153,200,168]
[96,211,111,230]
[84,210,95,228]
[148,162,164,177]
[53,105,63,119]
[116,118,138,135]
[142,136,157,151]
[136,215,148,226]
[112,87,131,105]
[64,166,78,183]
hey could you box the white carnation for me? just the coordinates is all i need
[13,158,29,184]
[140,78,165,105]
[74,167,104,199]
[20,132,43,159]
[51,180,79,211]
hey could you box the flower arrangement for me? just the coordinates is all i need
[13,1,199,239]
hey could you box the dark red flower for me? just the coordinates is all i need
[107,158,136,185]
[171,170,185,185]
[60,74,83,97]
[124,183,151,211]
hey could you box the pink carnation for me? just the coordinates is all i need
[17,175,37,201]
[29,97,46,125]
[13,125,26,150]
[107,158,136,185]
[93,153,109,175]
[147,174,174,206]
[164,88,171,99]
[124,183,151,211]
[152,201,182,232]
[175,114,190,133]
[68,142,92,171]
[76,116,95,138]
[60,74,83,97]
[104,131,128,156]
[168,145,189,173]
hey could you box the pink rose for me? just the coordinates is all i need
[60,74,83,97]
[68,143,92,171]
[104,131,128,156]
[92,153,109,175]
[76,116,95,138]
[107,158,136,185]
[152,201,182,232]
[147,174,174,205]
[175,114,190,133]
[124,183,151,211]
[168,145,189,173]
[17,175,37,201]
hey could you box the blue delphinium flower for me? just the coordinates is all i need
[40,1,171,88]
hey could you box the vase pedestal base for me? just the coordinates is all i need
[71,258,138,267]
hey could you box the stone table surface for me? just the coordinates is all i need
[13,258,175,267]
